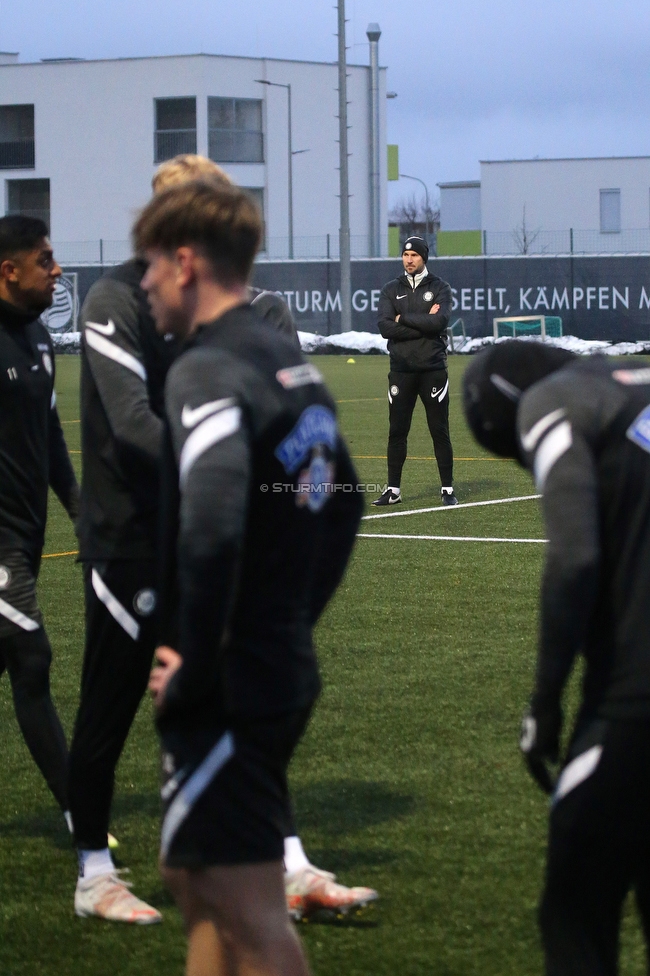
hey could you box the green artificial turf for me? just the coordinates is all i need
[0,353,646,975]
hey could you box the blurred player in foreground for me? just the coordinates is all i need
[463,340,650,975]
[70,153,376,924]
[0,217,78,832]
[138,179,362,975]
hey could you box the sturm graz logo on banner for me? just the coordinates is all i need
[41,274,78,334]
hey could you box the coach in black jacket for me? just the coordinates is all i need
[374,236,457,506]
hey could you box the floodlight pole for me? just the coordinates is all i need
[337,0,352,331]
[400,173,431,244]
[255,79,294,259]
[367,23,382,258]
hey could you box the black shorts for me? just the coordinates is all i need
[0,550,42,639]
[160,707,312,869]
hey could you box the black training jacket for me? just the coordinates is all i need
[377,270,452,373]
[0,297,78,554]
[77,263,299,562]
[518,356,650,724]
[77,259,180,561]
[158,304,363,728]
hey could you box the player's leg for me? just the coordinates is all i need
[69,560,160,922]
[161,867,231,976]
[418,369,455,502]
[0,550,69,813]
[161,710,315,972]
[631,724,650,967]
[3,627,69,811]
[539,720,640,975]
[195,861,308,976]
[374,371,418,505]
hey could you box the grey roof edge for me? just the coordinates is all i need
[481,155,650,164]
[0,52,382,70]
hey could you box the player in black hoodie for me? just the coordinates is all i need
[0,216,78,832]
[464,341,650,975]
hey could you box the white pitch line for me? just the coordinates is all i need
[357,533,547,543]
[362,493,541,520]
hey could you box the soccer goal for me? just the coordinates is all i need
[492,315,563,340]
[448,317,468,353]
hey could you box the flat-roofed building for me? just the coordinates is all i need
[0,52,388,261]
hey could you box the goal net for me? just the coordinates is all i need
[492,315,563,340]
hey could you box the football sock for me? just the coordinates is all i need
[441,486,454,493]
[78,847,115,880]
[283,836,311,874]
[64,810,73,834]
[388,486,401,495]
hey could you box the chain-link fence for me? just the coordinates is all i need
[483,228,650,256]
[51,235,392,264]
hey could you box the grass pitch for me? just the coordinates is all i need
[0,353,646,975]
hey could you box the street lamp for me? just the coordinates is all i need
[255,79,294,259]
[400,173,432,245]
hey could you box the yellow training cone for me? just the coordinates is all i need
[347,358,356,364]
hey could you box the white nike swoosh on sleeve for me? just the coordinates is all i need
[181,397,236,429]
[396,294,407,300]
[521,408,567,453]
[84,329,147,381]
[85,319,116,336]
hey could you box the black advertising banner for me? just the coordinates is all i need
[252,256,650,342]
[65,255,650,343]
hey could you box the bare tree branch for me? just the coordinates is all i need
[389,193,440,228]
[512,205,542,255]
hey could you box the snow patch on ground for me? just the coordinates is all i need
[297,331,388,354]
[52,329,650,358]
[51,332,81,352]
[298,331,650,357]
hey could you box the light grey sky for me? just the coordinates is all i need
[3,0,649,212]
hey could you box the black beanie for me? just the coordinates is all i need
[462,341,577,462]
[402,236,429,263]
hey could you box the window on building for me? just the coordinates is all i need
[0,105,35,169]
[154,98,197,163]
[6,178,50,231]
[244,187,265,248]
[600,189,621,233]
[208,98,263,164]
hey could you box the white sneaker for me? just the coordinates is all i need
[285,865,378,920]
[75,870,162,924]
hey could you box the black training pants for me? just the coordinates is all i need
[540,718,650,975]
[0,548,68,811]
[386,369,454,488]
[68,561,158,850]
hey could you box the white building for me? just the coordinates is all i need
[480,156,650,254]
[0,51,388,261]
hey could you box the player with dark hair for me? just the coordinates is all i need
[70,154,375,923]
[463,340,650,975]
[137,178,364,975]
[0,215,78,831]
[374,236,456,506]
